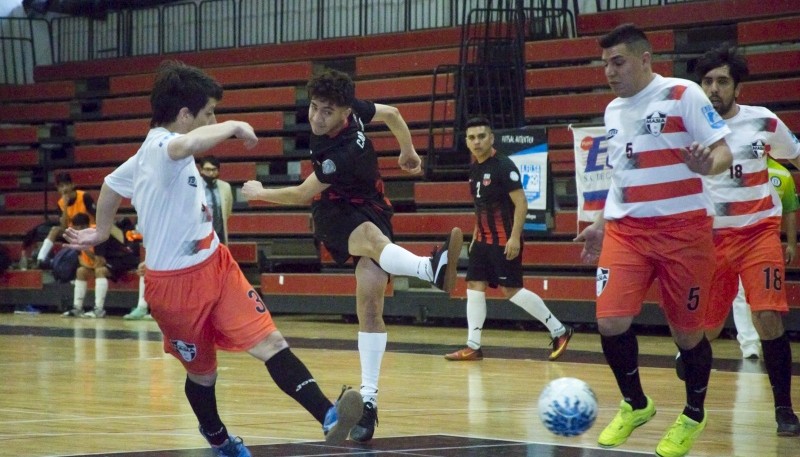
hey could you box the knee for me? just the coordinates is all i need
[249,331,290,362]
[753,311,784,339]
[76,267,88,280]
[187,371,218,387]
[597,317,632,336]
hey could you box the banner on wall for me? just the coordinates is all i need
[571,125,612,224]
[494,127,551,232]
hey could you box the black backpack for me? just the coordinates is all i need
[51,248,79,282]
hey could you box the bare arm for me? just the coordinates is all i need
[63,183,123,249]
[683,138,733,175]
[783,210,797,264]
[241,172,330,206]
[573,210,606,264]
[505,189,527,260]
[372,103,421,174]
[167,121,257,161]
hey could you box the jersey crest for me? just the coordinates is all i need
[482,172,491,187]
[645,111,667,136]
[750,139,766,158]
[322,159,336,175]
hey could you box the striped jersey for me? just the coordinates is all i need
[703,105,800,228]
[603,74,730,220]
[469,150,523,245]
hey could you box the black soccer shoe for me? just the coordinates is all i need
[776,406,800,436]
[429,227,463,293]
[349,402,378,443]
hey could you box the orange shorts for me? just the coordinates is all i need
[144,245,277,375]
[596,216,715,332]
[705,217,787,329]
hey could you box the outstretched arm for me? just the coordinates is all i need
[372,103,421,174]
[168,120,257,161]
[63,183,123,249]
[242,172,330,206]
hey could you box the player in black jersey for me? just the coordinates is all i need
[243,69,463,442]
[444,116,572,362]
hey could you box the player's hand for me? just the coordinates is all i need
[235,122,258,149]
[573,222,604,264]
[63,227,106,250]
[785,244,796,265]
[398,148,422,175]
[682,142,714,175]
[504,237,521,260]
[241,180,264,200]
[136,261,146,276]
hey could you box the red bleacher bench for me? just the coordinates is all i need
[0,102,71,123]
[0,81,75,102]
[0,126,39,146]
[355,74,454,101]
[526,60,673,92]
[525,30,674,65]
[738,16,800,45]
[1,149,39,168]
[261,272,393,297]
[356,47,460,78]
[0,270,43,290]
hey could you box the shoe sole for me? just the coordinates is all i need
[325,390,364,445]
[443,227,463,293]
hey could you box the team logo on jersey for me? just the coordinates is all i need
[750,139,766,158]
[482,173,491,186]
[606,128,618,140]
[702,105,726,129]
[645,111,667,136]
[596,267,610,296]
[321,159,336,175]
[771,175,782,188]
[510,171,520,182]
[170,339,197,362]
[188,176,197,187]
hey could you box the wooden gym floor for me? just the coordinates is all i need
[1,311,798,456]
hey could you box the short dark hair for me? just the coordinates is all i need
[198,155,220,169]
[599,23,651,55]
[695,44,749,86]
[150,60,224,128]
[465,116,493,131]
[306,69,355,107]
[71,212,90,227]
[55,172,72,185]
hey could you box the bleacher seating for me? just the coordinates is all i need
[3,1,800,325]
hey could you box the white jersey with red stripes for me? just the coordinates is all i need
[603,74,731,220]
[104,127,220,271]
[703,104,800,229]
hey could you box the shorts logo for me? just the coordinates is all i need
[170,339,197,362]
[750,139,766,158]
[702,105,726,129]
[596,267,610,296]
[322,159,336,175]
[509,171,520,182]
[188,176,197,187]
[645,111,667,136]
[482,172,491,187]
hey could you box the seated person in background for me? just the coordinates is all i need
[63,213,140,318]
[123,261,152,320]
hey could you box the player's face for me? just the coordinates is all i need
[187,98,218,131]
[465,125,494,161]
[56,182,75,198]
[700,65,740,119]
[308,97,350,136]
[602,43,650,98]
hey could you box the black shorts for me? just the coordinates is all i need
[311,198,394,266]
[465,241,523,288]
[105,253,141,281]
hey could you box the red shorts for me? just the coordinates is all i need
[144,245,277,375]
[705,217,787,329]
[596,216,715,332]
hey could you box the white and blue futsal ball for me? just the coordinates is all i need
[538,377,598,436]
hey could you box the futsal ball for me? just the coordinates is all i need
[538,377,598,436]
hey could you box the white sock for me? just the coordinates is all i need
[509,289,564,336]
[136,276,148,311]
[94,278,108,310]
[466,289,486,349]
[73,279,87,309]
[378,244,432,281]
[358,332,387,405]
[38,239,54,261]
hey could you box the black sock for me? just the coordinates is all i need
[184,377,227,446]
[678,337,711,423]
[266,348,333,424]
[762,332,794,410]
[601,329,647,410]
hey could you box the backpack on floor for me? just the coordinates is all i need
[51,248,79,282]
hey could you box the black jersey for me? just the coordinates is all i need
[469,151,523,245]
[309,99,388,204]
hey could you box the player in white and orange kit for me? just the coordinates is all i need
[575,24,732,457]
[696,44,800,436]
[64,60,362,457]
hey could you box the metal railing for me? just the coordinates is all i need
[596,0,700,11]
[0,17,51,84]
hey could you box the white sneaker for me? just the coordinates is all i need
[62,308,84,317]
[741,344,761,359]
[124,307,149,320]
[83,308,106,318]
